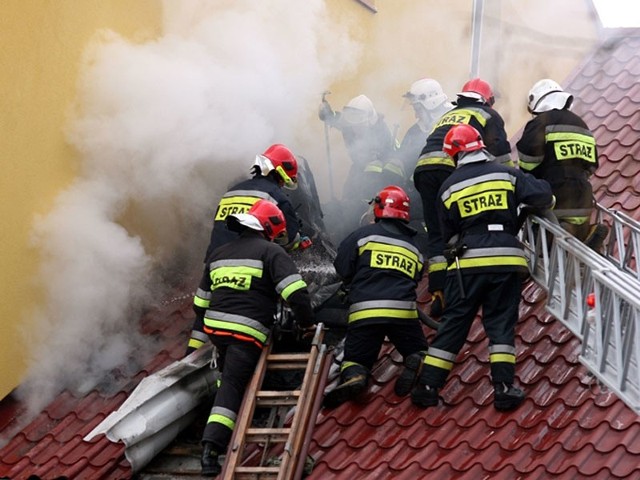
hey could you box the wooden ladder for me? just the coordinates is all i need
[221,323,330,480]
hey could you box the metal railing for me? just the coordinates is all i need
[595,203,640,280]
[521,212,640,414]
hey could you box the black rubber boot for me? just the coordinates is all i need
[584,223,609,253]
[410,384,439,408]
[493,383,525,411]
[323,365,368,409]
[201,442,221,477]
[394,351,426,397]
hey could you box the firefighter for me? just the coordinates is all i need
[323,185,429,409]
[197,200,315,476]
[319,94,396,225]
[186,144,307,355]
[410,124,553,411]
[413,78,512,319]
[516,78,608,250]
[395,78,454,255]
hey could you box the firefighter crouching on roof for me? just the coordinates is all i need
[186,144,310,356]
[410,124,553,411]
[413,78,512,320]
[516,78,608,251]
[323,185,429,409]
[195,200,316,476]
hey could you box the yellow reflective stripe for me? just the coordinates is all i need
[207,413,235,430]
[210,265,262,292]
[416,156,455,168]
[358,242,420,264]
[519,160,539,171]
[188,338,206,349]
[383,162,404,176]
[490,353,516,364]
[348,308,418,323]
[281,279,307,300]
[341,361,361,371]
[203,319,268,343]
[424,355,454,371]
[449,255,528,269]
[428,261,448,273]
[215,196,261,221]
[194,296,210,309]
[444,180,514,209]
[546,131,595,143]
[558,216,589,225]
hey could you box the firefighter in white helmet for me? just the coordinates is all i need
[393,78,454,255]
[516,79,608,250]
[319,94,396,229]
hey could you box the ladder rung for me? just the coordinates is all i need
[245,427,291,442]
[266,362,307,370]
[234,466,280,479]
[256,390,300,406]
[266,353,310,362]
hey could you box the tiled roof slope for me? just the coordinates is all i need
[0,290,196,480]
[2,31,640,480]
[305,31,640,480]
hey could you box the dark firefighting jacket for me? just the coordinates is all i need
[334,218,424,326]
[194,230,314,346]
[516,109,597,223]
[437,151,553,276]
[204,175,300,259]
[414,97,512,176]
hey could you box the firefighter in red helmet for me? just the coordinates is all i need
[411,124,553,412]
[323,185,429,408]
[197,200,315,476]
[185,144,312,355]
[413,78,512,319]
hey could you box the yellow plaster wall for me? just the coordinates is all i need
[0,0,162,400]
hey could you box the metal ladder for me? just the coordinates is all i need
[221,323,330,480]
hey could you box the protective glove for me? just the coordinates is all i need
[318,101,335,122]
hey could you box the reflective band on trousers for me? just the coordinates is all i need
[348,300,418,323]
[489,344,516,364]
[423,347,457,371]
[207,406,237,430]
[204,310,271,344]
[446,247,527,270]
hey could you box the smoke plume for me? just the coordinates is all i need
[13,0,360,423]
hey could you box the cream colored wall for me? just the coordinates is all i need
[0,0,598,400]
[0,1,162,400]
[318,0,598,197]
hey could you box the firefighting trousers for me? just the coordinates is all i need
[550,174,594,242]
[414,169,452,293]
[201,335,262,451]
[419,271,522,388]
[343,320,429,373]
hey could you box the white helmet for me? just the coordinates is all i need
[404,78,448,110]
[342,94,378,126]
[527,79,573,114]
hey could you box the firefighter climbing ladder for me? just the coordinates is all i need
[521,202,640,414]
[221,323,330,480]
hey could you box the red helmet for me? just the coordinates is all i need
[253,144,298,189]
[458,78,495,106]
[372,185,410,222]
[443,124,485,159]
[232,199,287,241]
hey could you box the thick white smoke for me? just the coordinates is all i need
[13,0,360,422]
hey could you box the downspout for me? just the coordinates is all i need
[470,0,484,78]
